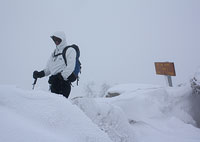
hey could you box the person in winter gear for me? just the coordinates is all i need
[33,31,77,98]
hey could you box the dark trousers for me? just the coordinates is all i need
[50,81,71,98]
[49,73,76,98]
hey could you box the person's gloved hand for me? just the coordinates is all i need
[48,73,64,84]
[33,70,45,79]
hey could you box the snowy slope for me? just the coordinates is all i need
[1,83,200,142]
[72,83,200,142]
[0,85,112,142]
[107,84,200,142]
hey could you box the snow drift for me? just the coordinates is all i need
[0,85,111,142]
[72,83,200,142]
[1,83,200,142]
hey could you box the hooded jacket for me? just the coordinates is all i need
[44,31,76,81]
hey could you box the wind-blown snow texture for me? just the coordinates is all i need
[0,83,200,142]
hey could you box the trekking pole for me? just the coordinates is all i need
[32,78,37,90]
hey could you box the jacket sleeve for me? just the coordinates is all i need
[43,55,52,76]
[44,68,51,76]
[61,48,76,80]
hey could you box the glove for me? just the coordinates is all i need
[33,70,45,79]
[48,73,64,84]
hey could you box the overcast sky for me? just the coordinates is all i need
[0,0,200,92]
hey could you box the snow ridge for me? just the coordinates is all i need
[72,98,135,142]
[0,85,112,142]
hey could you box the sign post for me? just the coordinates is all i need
[166,75,173,87]
[154,62,176,87]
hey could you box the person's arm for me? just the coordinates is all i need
[43,55,52,76]
[44,68,51,76]
[61,48,76,80]
[33,54,52,79]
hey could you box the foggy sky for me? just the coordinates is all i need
[0,0,200,92]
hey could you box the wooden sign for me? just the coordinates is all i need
[155,62,176,76]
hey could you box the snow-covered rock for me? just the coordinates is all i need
[190,68,200,95]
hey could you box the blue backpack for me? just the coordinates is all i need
[62,44,81,85]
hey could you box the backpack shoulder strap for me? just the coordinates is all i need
[53,49,62,58]
[62,46,70,66]
[71,44,80,58]
[62,44,78,65]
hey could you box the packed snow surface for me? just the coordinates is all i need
[1,83,200,142]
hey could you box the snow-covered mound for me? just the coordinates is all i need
[1,83,200,142]
[73,83,200,142]
[0,85,112,142]
[107,84,200,142]
[107,84,197,125]
[73,98,135,142]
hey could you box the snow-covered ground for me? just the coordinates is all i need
[1,83,200,142]
[0,85,111,142]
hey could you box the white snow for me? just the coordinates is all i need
[0,85,111,142]
[1,83,200,142]
[104,84,200,142]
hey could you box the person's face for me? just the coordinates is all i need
[55,40,60,45]
[51,36,62,46]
